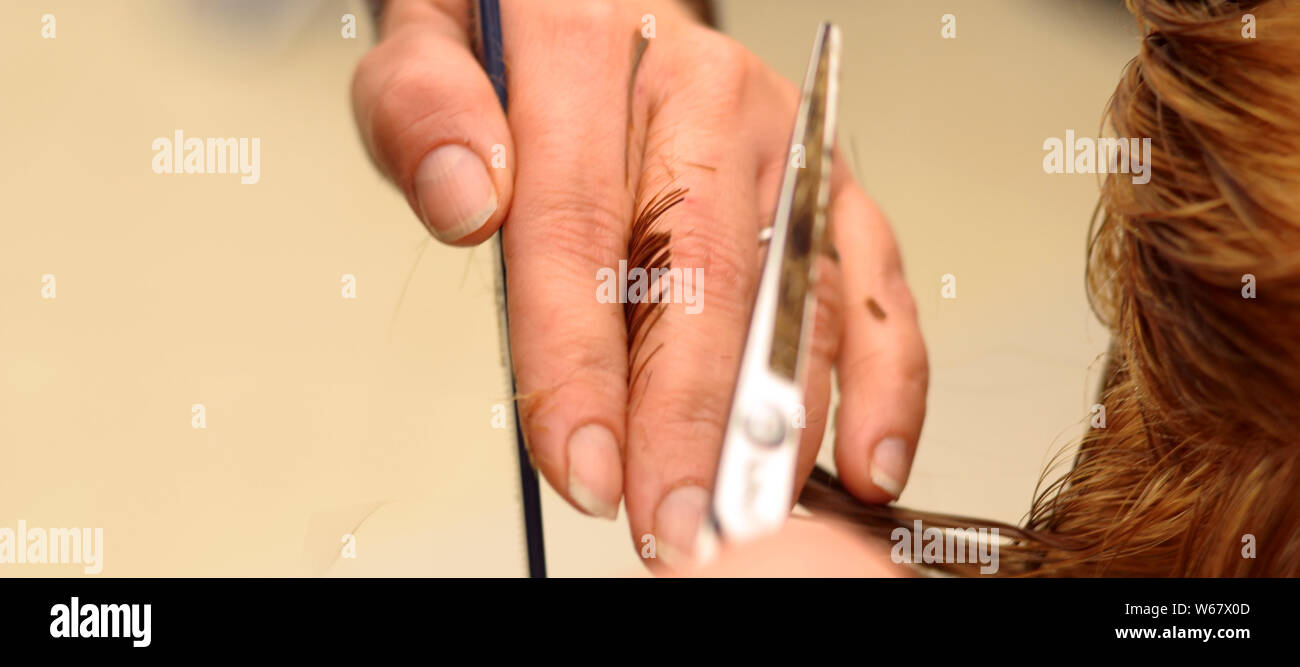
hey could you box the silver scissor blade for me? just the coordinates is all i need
[765,22,839,382]
[709,23,841,545]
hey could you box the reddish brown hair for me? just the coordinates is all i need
[803,0,1300,576]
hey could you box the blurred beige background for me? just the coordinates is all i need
[0,0,1133,576]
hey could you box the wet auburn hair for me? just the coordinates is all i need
[800,0,1300,576]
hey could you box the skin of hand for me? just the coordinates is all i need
[675,518,910,577]
[351,0,929,570]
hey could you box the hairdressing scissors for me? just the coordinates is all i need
[709,22,841,546]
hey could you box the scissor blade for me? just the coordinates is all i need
[709,23,842,546]
[766,22,839,382]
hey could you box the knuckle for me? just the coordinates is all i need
[713,35,756,81]
[353,31,426,125]
[351,47,381,103]
[665,225,754,317]
[887,273,920,322]
[351,46,391,139]
[513,189,626,270]
[517,344,624,457]
[368,68,437,141]
[523,344,623,412]
[690,32,757,105]
[648,383,731,446]
[906,333,930,394]
[365,67,477,181]
[883,323,929,403]
[900,286,920,323]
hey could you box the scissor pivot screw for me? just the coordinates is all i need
[743,405,787,446]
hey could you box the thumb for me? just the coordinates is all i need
[351,0,514,245]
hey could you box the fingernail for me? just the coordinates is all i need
[414,144,497,243]
[870,436,912,499]
[654,485,710,569]
[566,424,622,520]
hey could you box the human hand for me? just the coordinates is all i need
[350,0,928,567]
